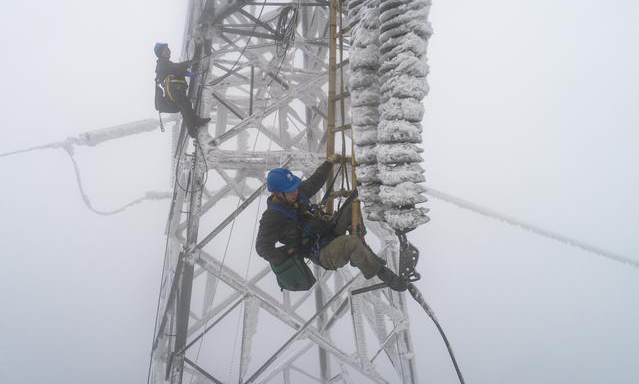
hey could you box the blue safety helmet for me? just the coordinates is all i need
[154,43,169,57]
[267,168,302,193]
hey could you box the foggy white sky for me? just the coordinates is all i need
[1,1,638,384]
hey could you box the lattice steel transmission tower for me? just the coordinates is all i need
[149,0,420,382]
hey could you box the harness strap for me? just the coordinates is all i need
[161,75,188,102]
[267,202,335,261]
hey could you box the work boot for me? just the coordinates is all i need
[196,117,211,127]
[376,266,408,292]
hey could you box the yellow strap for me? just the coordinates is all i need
[162,76,187,102]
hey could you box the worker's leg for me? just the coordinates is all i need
[318,235,383,279]
[333,200,366,236]
[168,84,198,128]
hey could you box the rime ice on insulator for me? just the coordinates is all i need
[377,0,432,231]
[349,0,384,221]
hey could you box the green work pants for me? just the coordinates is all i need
[318,202,383,279]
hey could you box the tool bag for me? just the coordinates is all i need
[270,252,316,291]
[267,201,335,291]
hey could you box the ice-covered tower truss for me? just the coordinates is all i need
[149,0,431,383]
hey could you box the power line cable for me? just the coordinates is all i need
[426,187,639,269]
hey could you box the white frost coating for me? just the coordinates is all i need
[349,0,384,221]
[359,184,382,203]
[355,144,378,164]
[352,128,378,145]
[376,143,423,163]
[381,75,429,101]
[350,69,378,89]
[375,0,432,230]
[351,44,382,70]
[378,120,423,143]
[356,164,381,183]
[379,97,425,122]
[379,182,427,206]
[380,32,428,58]
[351,89,382,107]
[380,55,430,79]
[352,106,380,125]
[378,163,425,185]
[239,297,261,381]
[385,207,430,230]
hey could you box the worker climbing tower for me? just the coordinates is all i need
[148,0,432,383]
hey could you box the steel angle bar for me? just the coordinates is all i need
[200,0,251,26]
[210,164,247,199]
[197,251,387,384]
[188,266,271,336]
[257,342,316,384]
[290,270,332,310]
[210,62,251,84]
[369,319,409,364]
[184,357,224,384]
[211,91,247,120]
[289,365,324,383]
[195,183,265,249]
[221,27,280,41]
[243,276,357,384]
[220,36,289,90]
[194,156,290,251]
[238,8,279,34]
[214,43,278,55]
[239,296,261,380]
[210,73,326,146]
[176,183,235,232]
[361,293,407,323]
[298,45,330,70]
[153,252,185,350]
[196,251,307,325]
[177,297,244,356]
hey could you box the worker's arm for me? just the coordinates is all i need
[299,160,332,197]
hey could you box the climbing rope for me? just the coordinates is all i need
[407,283,466,384]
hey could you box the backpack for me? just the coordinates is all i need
[154,81,180,113]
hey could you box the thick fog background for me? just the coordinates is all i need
[1,1,638,383]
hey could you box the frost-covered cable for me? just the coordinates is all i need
[376,0,433,231]
[63,146,171,215]
[0,118,172,215]
[426,187,639,269]
[0,118,167,158]
[349,0,385,221]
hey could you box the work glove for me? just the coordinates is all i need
[327,153,342,164]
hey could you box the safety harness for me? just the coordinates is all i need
[266,200,335,262]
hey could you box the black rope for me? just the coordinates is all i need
[407,283,466,384]
[266,4,299,88]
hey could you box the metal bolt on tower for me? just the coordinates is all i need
[148,0,419,383]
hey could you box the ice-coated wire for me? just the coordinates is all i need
[426,187,639,269]
[64,146,171,215]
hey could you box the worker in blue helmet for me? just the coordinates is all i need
[256,156,408,292]
[154,43,210,138]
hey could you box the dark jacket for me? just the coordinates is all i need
[255,161,333,265]
[155,58,191,83]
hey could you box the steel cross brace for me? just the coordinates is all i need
[194,253,389,384]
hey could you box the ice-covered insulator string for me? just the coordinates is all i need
[376,0,432,230]
[348,0,386,221]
